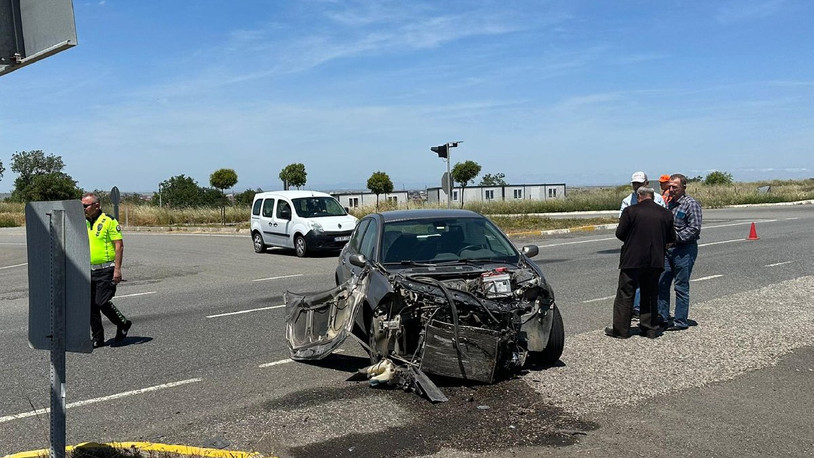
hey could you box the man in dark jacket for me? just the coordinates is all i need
[606,187,675,339]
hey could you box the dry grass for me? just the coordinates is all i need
[2,179,812,229]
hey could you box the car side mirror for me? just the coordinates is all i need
[521,245,539,258]
[349,253,368,268]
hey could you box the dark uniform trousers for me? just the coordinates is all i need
[90,266,127,342]
[613,267,663,337]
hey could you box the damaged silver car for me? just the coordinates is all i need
[285,209,563,401]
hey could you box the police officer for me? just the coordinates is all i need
[82,193,132,347]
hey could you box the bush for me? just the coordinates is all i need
[704,171,734,186]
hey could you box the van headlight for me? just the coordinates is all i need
[309,221,324,234]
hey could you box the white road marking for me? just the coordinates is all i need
[252,274,304,282]
[0,263,27,270]
[766,261,793,267]
[583,295,616,303]
[704,219,775,229]
[260,349,344,368]
[259,358,295,368]
[699,239,743,247]
[116,291,157,299]
[691,274,724,282]
[540,237,617,248]
[785,217,799,221]
[207,304,285,318]
[0,378,202,424]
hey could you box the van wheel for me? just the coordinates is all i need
[252,232,266,253]
[294,234,308,257]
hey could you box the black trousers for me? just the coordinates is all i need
[90,267,126,342]
[612,267,663,337]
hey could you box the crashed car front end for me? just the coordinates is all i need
[285,254,562,400]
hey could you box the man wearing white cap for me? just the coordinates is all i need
[619,171,667,318]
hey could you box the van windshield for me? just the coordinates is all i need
[292,197,347,218]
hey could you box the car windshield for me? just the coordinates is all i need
[292,197,347,218]
[380,217,519,264]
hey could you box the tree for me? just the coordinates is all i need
[210,169,238,195]
[156,174,203,207]
[367,171,394,209]
[210,168,239,224]
[0,158,5,183]
[451,160,481,207]
[279,163,307,189]
[480,172,507,186]
[704,170,733,186]
[9,150,82,202]
[235,188,261,207]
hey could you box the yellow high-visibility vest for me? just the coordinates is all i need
[87,212,122,265]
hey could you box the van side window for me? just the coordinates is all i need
[348,219,371,254]
[252,199,263,216]
[262,199,275,217]
[277,200,292,220]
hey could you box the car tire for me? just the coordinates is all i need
[294,234,307,257]
[252,232,266,253]
[367,312,383,364]
[527,306,564,366]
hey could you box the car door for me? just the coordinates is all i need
[270,198,294,247]
[258,197,276,245]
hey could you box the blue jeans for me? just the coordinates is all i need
[633,288,640,313]
[658,242,698,328]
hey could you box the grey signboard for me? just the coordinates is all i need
[1,0,77,76]
[26,200,91,353]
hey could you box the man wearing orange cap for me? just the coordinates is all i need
[659,174,672,204]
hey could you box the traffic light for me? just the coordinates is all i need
[431,145,448,158]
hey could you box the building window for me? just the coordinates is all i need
[485,190,495,200]
[452,190,459,201]
[513,189,522,199]
[387,196,397,204]
[349,197,359,207]
[548,188,557,198]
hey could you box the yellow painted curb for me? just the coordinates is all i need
[4,441,268,458]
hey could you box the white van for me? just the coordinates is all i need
[250,190,358,257]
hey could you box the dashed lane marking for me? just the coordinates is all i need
[583,295,616,303]
[0,378,202,424]
[691,274,724,282]
[699,239,743,247]
[116,291,157,299]
[207,304,285,318]
[766,261,793,267]
[0,263,27,270]
[252,274,304,282]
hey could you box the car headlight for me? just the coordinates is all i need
[309,221,324,233]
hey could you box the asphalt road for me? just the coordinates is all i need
[1,204,812,457]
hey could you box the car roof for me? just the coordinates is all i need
[253,190,333,200]
[374,209,483,223]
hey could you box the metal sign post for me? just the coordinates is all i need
[49,210,67,458]
[25,200,91,458]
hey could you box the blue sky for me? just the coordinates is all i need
[1,0,812,193]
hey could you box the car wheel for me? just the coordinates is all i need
[252,232,266,253]
[294,234,307,257]
[367,312,383,364]
[527,306,564,366]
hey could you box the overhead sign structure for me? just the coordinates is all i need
[0,0,78,77]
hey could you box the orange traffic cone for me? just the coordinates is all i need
[747,222,759,240]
